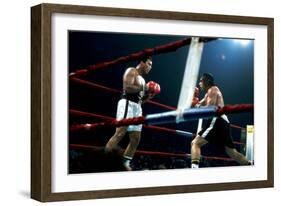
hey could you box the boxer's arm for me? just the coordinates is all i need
[140,81,161,104]
[123,68,144,93]
[141,93,155,104]
[196,93,207,107]
[191,87,199,107]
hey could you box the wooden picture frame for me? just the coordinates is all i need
[31,3,274,202]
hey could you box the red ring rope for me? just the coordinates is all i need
[70,77,248,129]
[70,109,179,135]
[70,144,236,162]
[69,109,245,146]
[230,124,246,130]
[70,38,193,76]
[70,104,252,130]
[70,37,216,76]
[70,77,176,111]
[217,104,254,115]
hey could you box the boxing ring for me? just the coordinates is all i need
[68,37,254,172]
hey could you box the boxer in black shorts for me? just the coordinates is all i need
[198,115,235,149]
[191,73,251,168]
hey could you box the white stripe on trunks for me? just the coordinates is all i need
[201,117,217,138]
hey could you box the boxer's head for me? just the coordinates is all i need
[199,73,215,91]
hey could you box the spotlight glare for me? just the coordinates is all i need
[233,39,250,47]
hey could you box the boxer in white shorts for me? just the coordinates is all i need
[105,56,161,170]
[116,98,143,132]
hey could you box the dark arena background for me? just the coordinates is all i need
[68,31,254,173]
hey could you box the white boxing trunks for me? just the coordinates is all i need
[116,99,143,132]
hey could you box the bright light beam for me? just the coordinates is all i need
[233,39,250,47]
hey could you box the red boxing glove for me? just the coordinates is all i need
[192,97,199,107]
[146,81,161,95]
[194,87,199,98]
[191,87,199,107]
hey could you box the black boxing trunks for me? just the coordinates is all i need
[198,114,235,148]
